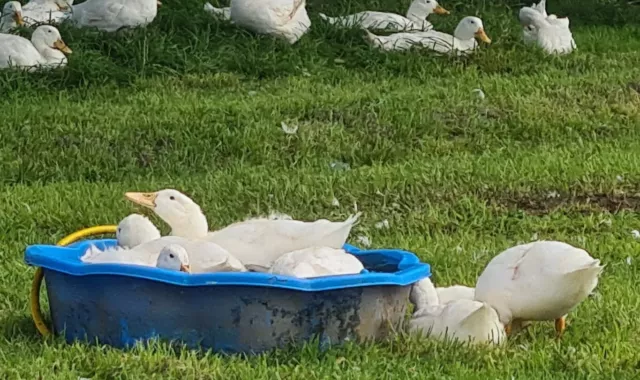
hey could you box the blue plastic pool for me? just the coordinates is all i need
[25,239,431,354]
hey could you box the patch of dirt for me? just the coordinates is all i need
[495,193,640,215]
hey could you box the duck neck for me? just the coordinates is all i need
[406,1,430,23]
[452,27,478,52]
[169,209,209,239]
[32,40,67,65]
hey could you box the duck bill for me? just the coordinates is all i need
[14,12,24,26]
[433,5,450,15]
[179,264,191,273]
[56,0,71,11]
[125,192,158,209]
[475,28,491,44]
[53,39,72,54]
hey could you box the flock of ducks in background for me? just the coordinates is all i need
[0,0,577,70]
[81,188,604,346]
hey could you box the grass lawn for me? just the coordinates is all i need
[1,0,640,378]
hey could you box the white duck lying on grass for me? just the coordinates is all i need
[319,0,449,32]
[21,0,71,26]
[246,246,365,278]
[474,240,603,336]
[229,0,310,44]
[70,0,161,32]
[364,16,491,55]
[0,25,71,70]
[0,2,24,33]
[519,0,576,55]
[408,278,506,345]
[124,189,361,268]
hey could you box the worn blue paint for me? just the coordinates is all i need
[26,239,431,354]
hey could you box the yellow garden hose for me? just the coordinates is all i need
[30,225,118,337]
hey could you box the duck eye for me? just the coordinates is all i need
[169,196,175,200]
[169,253,175,258]
[118,228,122,233]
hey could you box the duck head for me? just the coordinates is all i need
[125,189,209,239]
[156,244,191,273]
[455,16,491,43]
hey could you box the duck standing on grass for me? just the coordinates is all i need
[319,0,450,32]
[518,0,576,54]
[474,240,603,337]
[70,0,161,32]
[124,189,361,268]
[364,16,491,55]
[0,25,71,70]
[0,2,24,33]
[229,0,311,44]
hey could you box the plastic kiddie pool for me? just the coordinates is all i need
[25,226,431,354]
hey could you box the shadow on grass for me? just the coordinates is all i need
[0,313,44,343]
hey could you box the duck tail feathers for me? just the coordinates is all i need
[519,6,548,28]
[80,244,103,262]
[459,302,496,328]
[345,211,363,226]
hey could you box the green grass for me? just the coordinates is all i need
[1,0,640,378]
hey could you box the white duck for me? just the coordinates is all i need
[0,2,24,33]
[0,25,71,70]
[408,277,505,345]
[229,0,310,44]
[82,235,247,273]
[437,285,475,304]
[246,247,364,278]
[155,244,191,273]
[319,0,449,32]
[21,0,72,26]
[410,278,475,311]
[116,214,161,248]
[365,16,491,55]
[204,3,231,22]
[70,0,161,32]
[474,240,603,336]
[124,189,361,268]
[519,0,576,55]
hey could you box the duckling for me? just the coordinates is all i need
[319,0,449,32]
[116,214,161,248]
[364,16,491,55]
[474,240,603,336]
[124,189,361,268]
